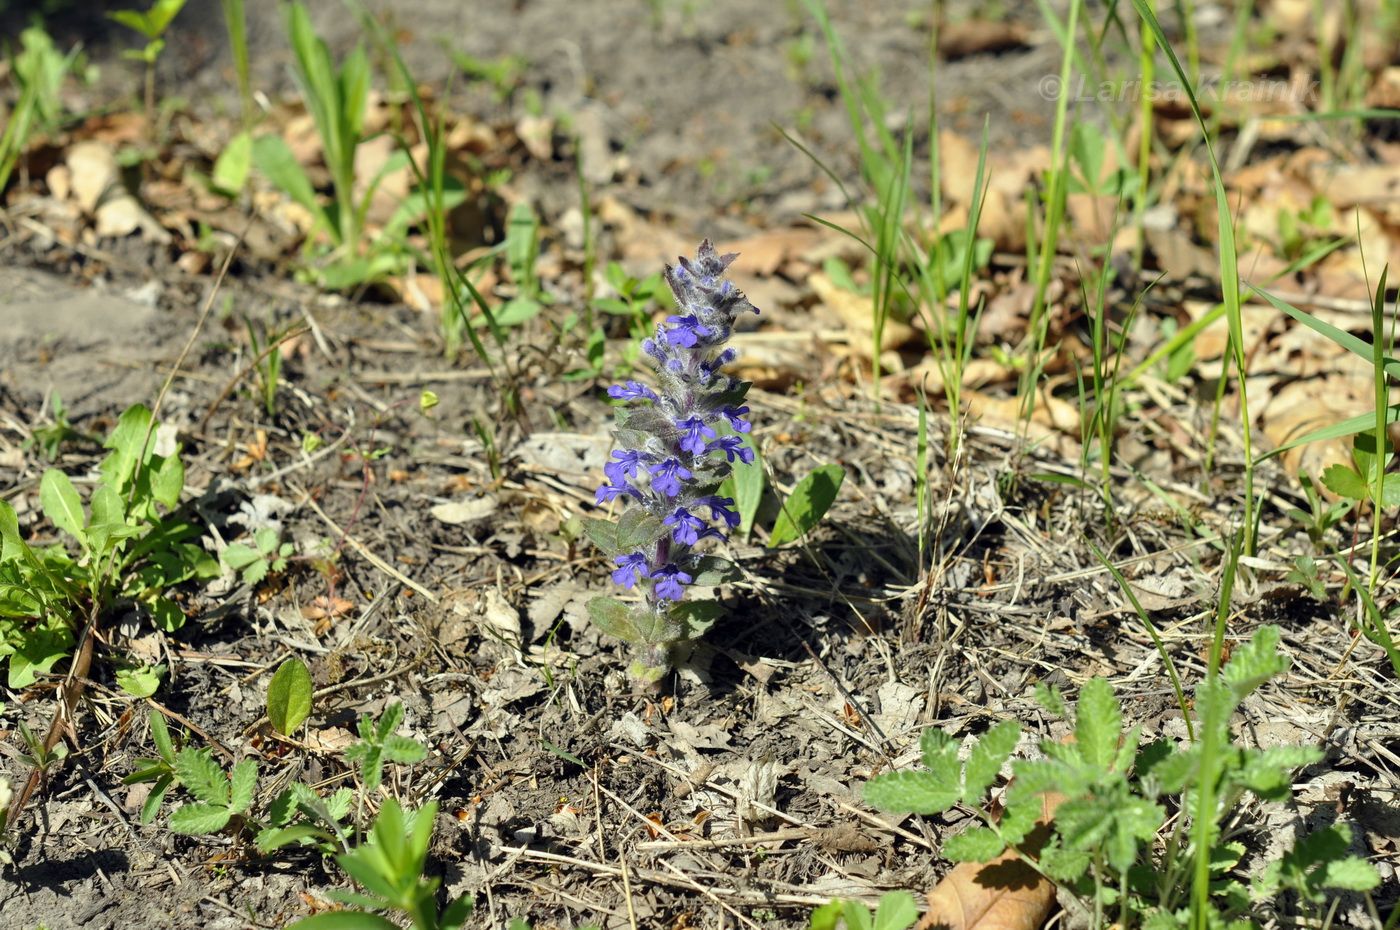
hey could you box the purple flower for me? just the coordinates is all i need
[696,495,740,530]
[663,507,707,545]
[720,406,751,433]
[699,349,736,384]
[706,436,753,464]
[596,480,640,505]
[604,449,647,484]
[676,416,717,455]
[663,314,711,348]
[611,552,651,588]
[609,381,658,403]
[651,564,693,601]
[648,458,692,497]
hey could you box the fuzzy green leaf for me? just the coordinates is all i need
[962,719,1020,803]
[382,734,426,765]
[581,517,619,555]
[586,595,640,643]
[169,802,233,835]
[690,555,741,586]
[615,508,665,552]
[944,826,1006,862]
[1074,677,1121,771]
[1320,857,1381,892]
[768,464,844,547]
[267,657,313,735]
[174,748,229,806]
[219,762,252,814]
[1223,625,1288,702]
[669,599,725,638]
[863,770,960,815]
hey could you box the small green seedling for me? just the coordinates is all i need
[0,404,217,689]
[267,657,313,736]
[0,27,80,194]
[344,702,426,791]
[257,781,355,856]
[288,800,474,930]
[221,527,294,585]
[109,0,187,141]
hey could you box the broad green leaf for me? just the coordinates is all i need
[581,517,618,555]
[100,404,154,491]
[840,901,874,930]
[962,719,1021,802]
[40,469,86,547]
[0,500,32,565]
[267,657,313,735]
[8,628,70,688]
[1074,677,1120,771]
[689,555,740,585]
[669,599,725,638]
[174,747,229,806]
[253,134,330,234]
[212,129,253,195]
[150,710,175,762]
[148,453,184,510]
[768,464,844,547]
[863,770,960,815]
[586,595,640,642]
[943,826,1006,862]
[871,890,919,930]
[615,508,665,553]
[116,663,164,698]
[221,542,264,571]
[148,596,186,632]
[228,758,258,812]
[724,432,764,538]
[169,801,233,835]
[1321,463,1368,502]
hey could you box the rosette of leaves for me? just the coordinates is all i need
[585,240,758,679]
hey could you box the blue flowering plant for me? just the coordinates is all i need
[585,240,756,678]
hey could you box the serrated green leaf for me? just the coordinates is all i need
[40,469,86,547]
[1321,463,1368,502]
[1074,677,1121,771]
[376,701,405,739]
[169,801,233,835]
[228,758,258,813]
[863,770,960,815]
[382,734,426,764]
[267,657,313,735]
[944,826,1006,862]
[962,719,1020,803]
[1223,625,1288,702]
[768,464,844,547]
[1034,681,1066,717]
[173,748,229,806]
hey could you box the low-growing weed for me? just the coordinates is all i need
[863,626,1380,929]
[222,526,294,585]
[0,404,217,689]
[0,26,80,194]
[809,891,918,930]
[108,0,187,148]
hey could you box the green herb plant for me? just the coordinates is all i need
[221,526,294,585]
[808,891,919,930]
[863,626,1381,929]
[0,404,217,690]
[108,0,188,147]
[0,26,79,194]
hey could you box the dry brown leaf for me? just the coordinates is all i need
[719,227,826,277]
[809,270,915,354]
[917,793,1063,930]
